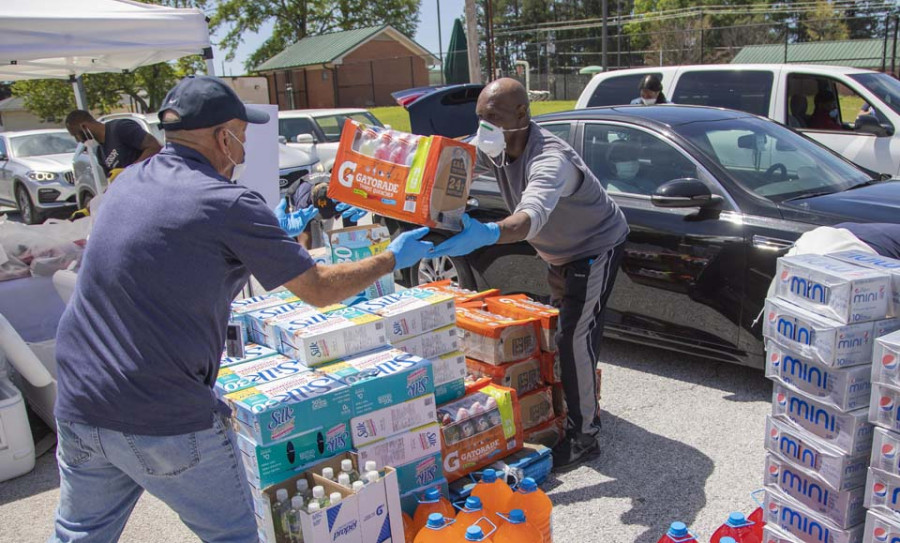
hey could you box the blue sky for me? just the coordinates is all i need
[210,0,466,76]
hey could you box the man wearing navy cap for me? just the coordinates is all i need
[49,75,433,542]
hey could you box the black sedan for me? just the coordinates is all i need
[385,105,899,369]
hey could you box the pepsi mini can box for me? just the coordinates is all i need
[320,347,434,417]
[273,306,387,366]
[237,423,352,489]
[355,288,456,342]
[763,297,900,367]
[772,383,873,456]
[221,343,278,368]
[767,341,872,412]
[862,509,900,543]
[764,525,806,543]
[765,453,865,529]
[766,415,869,491]
[215,354,307,399]
[775,254,891,324]
[865,467,900,522]
[831,250,900,315]
[872,330,900,388]
[350,393,437,448]
[763,487,864,543]
[225,370,353,446]
[872,427,900,477]
[869,382,900,433]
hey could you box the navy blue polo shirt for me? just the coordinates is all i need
[838,223,900,260]
[55,143,314,436]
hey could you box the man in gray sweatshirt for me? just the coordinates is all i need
[433,78,629,469]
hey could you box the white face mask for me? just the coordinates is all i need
[641,97,657,106]
[829,108,839,119]
[224,129,246,182]
[474,120,506,158]
[613,160,639,180]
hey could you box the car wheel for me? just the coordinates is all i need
[412,254,477,290]
[80,193,93,210]
[15,184,42,225]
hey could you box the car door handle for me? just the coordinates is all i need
[752,235,793,251]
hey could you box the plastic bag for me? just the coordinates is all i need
[0,217,89,280]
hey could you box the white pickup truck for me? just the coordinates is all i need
[576,64,900,176]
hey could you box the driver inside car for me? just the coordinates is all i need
[604,140,656,195]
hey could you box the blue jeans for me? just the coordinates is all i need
[50,414,257,543]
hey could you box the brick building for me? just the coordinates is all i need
[255,25,437,110]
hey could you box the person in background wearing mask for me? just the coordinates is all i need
[49,75,433,542]
[808,90,842,130]
[65,110,162,177]
[630,74,668,105]
[432,78,629,470]
[604,140,655,194]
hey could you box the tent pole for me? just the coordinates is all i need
[69,75,87,110]
[203,47,216,76]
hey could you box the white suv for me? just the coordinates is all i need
[73,112,322,208]
[576,64,900,177]
[278,109,385,172]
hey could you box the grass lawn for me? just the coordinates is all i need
[369,100,579,134]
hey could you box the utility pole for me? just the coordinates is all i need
[465,0,482,84]
[437,0,445,84]
[602,0,608,71]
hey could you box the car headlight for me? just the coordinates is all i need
[27,171,59,182]
[312,161,326,173]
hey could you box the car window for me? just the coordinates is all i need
[0,138,7,158]
[541,122,572,142]
[675,116,870,201]
[673,70,773,116]
[786,73,891,133]
[279,117,318,143]
[314,113,383,143]
[581,123,697,196]
[850,72,900,117]
[10,132,78,158]
[586,73,663,107]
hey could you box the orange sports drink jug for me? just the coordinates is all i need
[511,478,552,543]
[413,487,456,535]
[471,469,513,519]
[494,509,543,543]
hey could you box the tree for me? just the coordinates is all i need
[209,0,423,72]
[799,0,849,41]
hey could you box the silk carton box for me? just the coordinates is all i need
[246,302,345,348]
[273,306,386,366]
[231,292,299,341]
[215,354,307,399]
[226,369,353,446]
[432,351,466,405]
[353,423,442,483]
[221,343,278,369]
[328,225,395,306]
[350,394,437,448]
[320,347,434,417]
[356,289,456,342]
[392,325,459,360]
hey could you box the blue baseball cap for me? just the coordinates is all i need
[158,75,269,130]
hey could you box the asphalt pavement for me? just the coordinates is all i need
[0,338,771,543]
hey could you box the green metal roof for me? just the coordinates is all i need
[255,25,388,72]
[731,38,898,68]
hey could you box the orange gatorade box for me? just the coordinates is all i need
[466,355,542,397]
[328,120,475,231]
[455,307,540,365]
[419,280,500,306]
[485,294,559,352]
[436,382,523,482]
[540,351,561,384]
[518,386,554,431]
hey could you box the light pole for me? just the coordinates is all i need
[437,0,445,84]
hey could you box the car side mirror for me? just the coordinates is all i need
[278,135,287,145]
[0,152,7,162]
[652,178,723,209]
[855,114,894,137]
[295,134,316,144]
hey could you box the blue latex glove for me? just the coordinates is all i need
[275,199,319,238]
[388,227,434,271]
[431,214,500,257]
[335,202,368,222]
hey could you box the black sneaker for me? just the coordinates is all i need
[551,432,600,472]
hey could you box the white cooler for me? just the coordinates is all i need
[0,352,35,482]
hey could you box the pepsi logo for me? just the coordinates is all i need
[881,396,895,413]
[874,526,889,542]
[771,353,780,367]
[768,465,779,478]
[770,428,779,440]
[768,502,779,515]
[884,444,897,460]
[768,312,777,322]
[781,271,790,281]
[776,393,787,406]
[874,482,888,498]
[884,354,899,371]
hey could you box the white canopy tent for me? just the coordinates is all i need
[0,0,215,105]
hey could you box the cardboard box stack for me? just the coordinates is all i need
[758,253,900,543]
